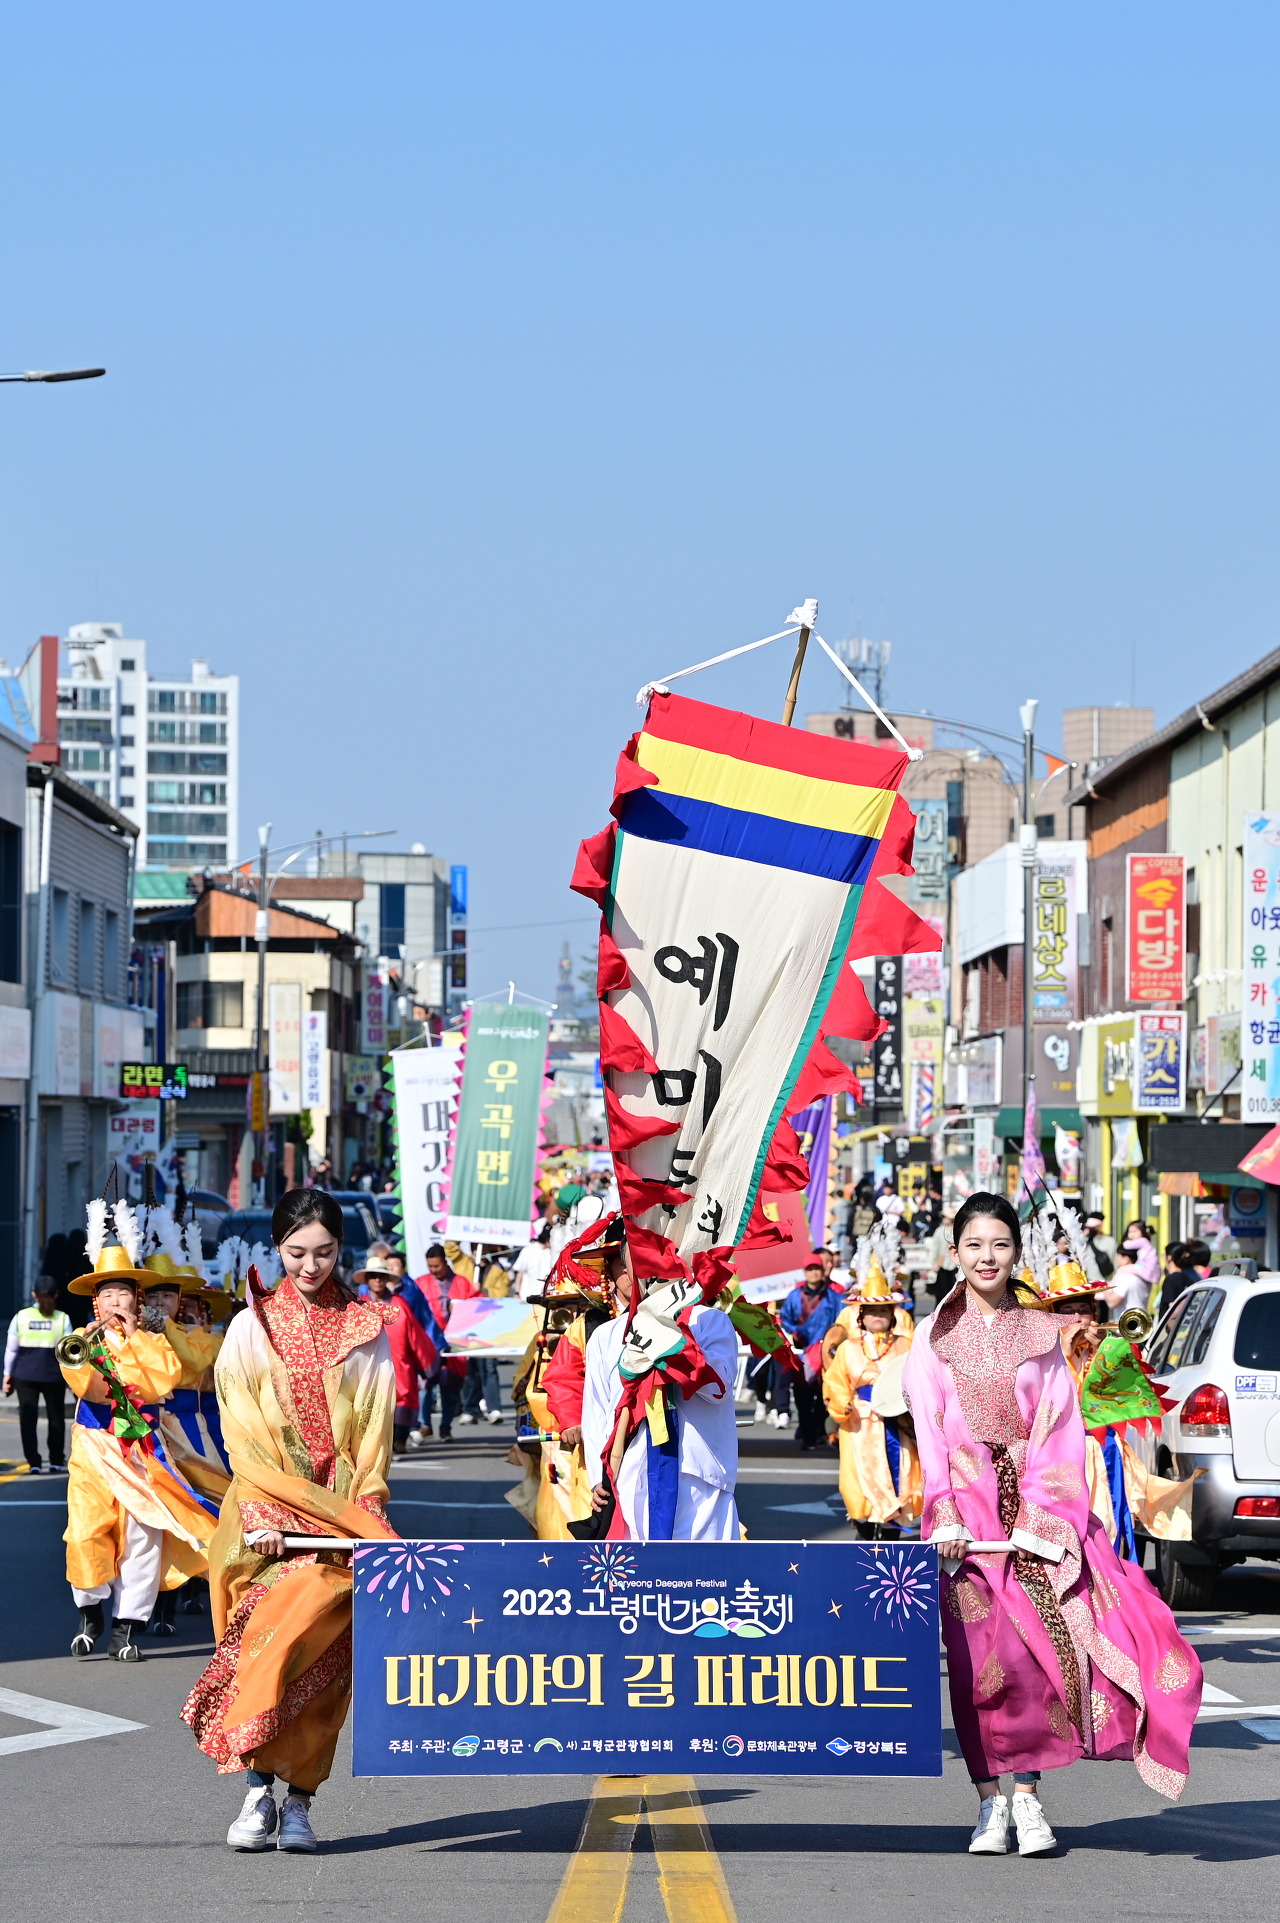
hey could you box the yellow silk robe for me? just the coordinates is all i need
[823,1330,922,1527]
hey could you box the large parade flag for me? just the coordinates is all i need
[391,1040,462,1275]
[446,1002,550,1245]
[572,689,939,1275]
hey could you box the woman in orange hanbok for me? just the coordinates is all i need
[182,1189,397,1854]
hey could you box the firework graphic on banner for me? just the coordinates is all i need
[852,1547,933,1629]
[356,1543,470,1618]
[579,1544,637,1592]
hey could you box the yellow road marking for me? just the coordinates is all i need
[645,1775,738,1923]
[544,1773,737,1923]
[545,1775,644,1923]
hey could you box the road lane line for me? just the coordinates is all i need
[544,1774,643,1923]
[0,1687,144,1756]
[644,1775,738,1923]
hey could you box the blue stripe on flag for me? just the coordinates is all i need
[619,787,879,884]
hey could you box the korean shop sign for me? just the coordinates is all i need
[1133,1011,1186,1114]
[1031,855,1080,1022]
[446,1002,550,1243]
[1126,854,1185,1003]
[120,1062,188,1101]
[1244,813,1280,1118]
[1094,1016,1136,1117]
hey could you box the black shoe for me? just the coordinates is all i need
[439,1428,453,1441]
[26,1463,43,1475]
[71,1603,105,1658]
[152,1592,178,1636]
[180,1580,207,1615]
[108,1618,146,1662]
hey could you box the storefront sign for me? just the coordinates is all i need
[1126,854,1186,1003]
[1204,1011,1242,1100]
[362,971,388,1056]
[909,800,948,906]
[301,1009,328,1109]
[1095,1016,1136,1117]
[447,1002,551,1243]
[1031,856,1079,1022]
[1134,1012,1186,1114]
[1244,812,1280,1118]
[353,1540,942,1778]
[945,1033,1001,1109]
[120,1062,188,1101]
[871,958,903,1113]
[110,1101,162,1196]
[268,983,302,1115]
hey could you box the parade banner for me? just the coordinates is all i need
[572,690,937,1271]
[440,1296,539,1358]
[1244,813,1280,1119]
[789,1096,832,1245]
[447,1003,550,1243]
[393,1041,462,1273]
[1126,853,1185,1004]
[353,1539,943,1777]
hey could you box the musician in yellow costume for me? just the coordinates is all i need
[508,1217,624,1538]
[822,1252,922,1536]
[63,1201,222,1663]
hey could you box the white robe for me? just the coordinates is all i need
[581,1305,740,1541]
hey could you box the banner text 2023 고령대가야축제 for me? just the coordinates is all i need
[352,1540,943,1777]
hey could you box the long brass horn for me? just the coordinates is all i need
[1117,1306,1154,1344]
[55,1330,97,1368]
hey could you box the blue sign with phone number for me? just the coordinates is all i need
[352,1539,942,1776]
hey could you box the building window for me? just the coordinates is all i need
[1035,813,1056,839]
[198,691,219,714]
[0,824,19,984]
[78,900,96,994]
[120,735,134,748]
[50,888,70,983]
[120,658,135,671]
[149,721,177,743]
[177,979,243,1029]
[103,908,120,994]
[380,882,406,956]
[120,704,135,717]
[148,781,182,804]
[150,690,177,713]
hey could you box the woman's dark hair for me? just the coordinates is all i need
[271,1187,345,1247]
[951,1191,1021,1247]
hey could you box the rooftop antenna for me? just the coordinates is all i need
[832,635,892,713]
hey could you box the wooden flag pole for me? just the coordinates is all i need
[780,599,817,725]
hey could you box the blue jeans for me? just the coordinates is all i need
[420,1372,463,1432]
[466,1357,502,1416]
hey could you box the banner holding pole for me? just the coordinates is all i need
[392,1041,462,1275]
[446,1003,550,1244]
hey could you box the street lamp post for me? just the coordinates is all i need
[1019,699,1040,1155]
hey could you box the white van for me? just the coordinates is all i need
[1137,1260,1280,1606]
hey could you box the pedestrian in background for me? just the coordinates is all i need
[779,1260,843,1452]
[1158,1242,1200,1318]
[3,1278,71,1474]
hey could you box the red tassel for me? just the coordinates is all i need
[597,921,630,995]
[759,1117,811,1193]
[598,998,659,1076]
[614,1164,697,1214]
[570,825,617,906]
[603,1086,681,1152]
[624,1220,689,1280]
[608,735,660,821]
[737,1195,794,1249]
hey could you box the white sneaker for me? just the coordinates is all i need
[277,1793,319,1852]
[227,1787,278,1851]
[775,1411,791,1429]
[485,1409,503,1424]
[1011,1791,1056,1856]
[968,1793,1010,1854]
[457,1412,478,1426]
[753,1403,768,1424]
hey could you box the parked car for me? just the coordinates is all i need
[329,1190,402,1240]
[1135,1260,1280,1606]
[215,1200,379,1282]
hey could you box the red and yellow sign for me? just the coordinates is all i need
[1126,854,1185,1003]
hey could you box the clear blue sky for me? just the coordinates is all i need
[2,4,1278,997]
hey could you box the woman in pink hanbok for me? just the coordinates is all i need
[903,1193,1202,1858]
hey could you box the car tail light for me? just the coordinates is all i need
[1181,1383,1231,1436]
[1235,1496,1280,1518]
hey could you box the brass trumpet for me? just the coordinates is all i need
[1117,1306,1154,1344]
[55,1329,99,1368]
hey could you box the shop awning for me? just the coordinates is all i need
[994,1107,1082,1139]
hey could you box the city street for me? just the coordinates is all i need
[2,1401,1279,1923]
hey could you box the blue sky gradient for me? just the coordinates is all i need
[2,4,1277,994]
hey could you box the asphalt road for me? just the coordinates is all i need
[2,1397,1279,1923]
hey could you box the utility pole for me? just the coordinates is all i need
[254,823,271,1205]
[1019,700,1039,1143]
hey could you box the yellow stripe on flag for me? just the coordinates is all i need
[637,733,897,839]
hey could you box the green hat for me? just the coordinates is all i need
[556,1184,586,1210]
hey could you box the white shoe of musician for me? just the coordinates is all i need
[227,1786,278,1851]
[277,1793,319,1852]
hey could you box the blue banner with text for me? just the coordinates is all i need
[352,1538,942,1776]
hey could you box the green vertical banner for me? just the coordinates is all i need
[445,1002,550,1244]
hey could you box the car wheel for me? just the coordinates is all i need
[1155,1539,1218,1609]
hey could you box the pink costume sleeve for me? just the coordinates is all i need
[902,1334,965,1543]
[1012,1347,1091,1584]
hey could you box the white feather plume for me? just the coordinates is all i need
[112,1199,141,1264]
[249,1241,282,1285]
[86,1197,108,1264]
[183,1222,208,1282]
[151,1205,188,1265]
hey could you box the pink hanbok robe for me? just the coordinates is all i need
[902,1290,1201,1796]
